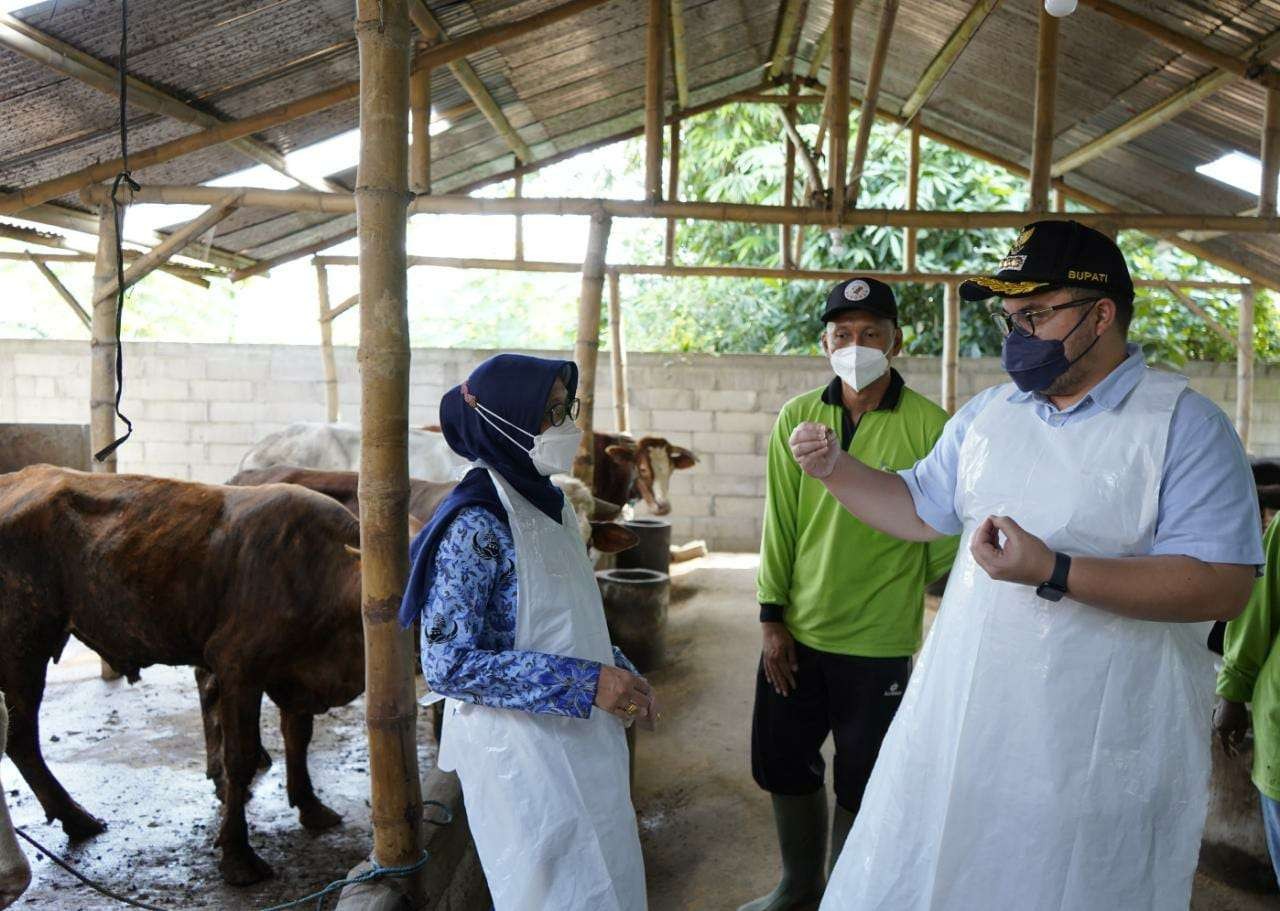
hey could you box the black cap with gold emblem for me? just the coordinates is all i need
[959,219,1135,303]
[821,276,899,323]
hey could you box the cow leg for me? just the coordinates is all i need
[196,669,271,803]
[2,666,105,840]
[281,711,341,831]
[213,684,272,886]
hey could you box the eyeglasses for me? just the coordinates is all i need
[544,397,581,427]
[989,296,1103,338]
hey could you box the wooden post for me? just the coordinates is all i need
[847,0,898,209]
[664,119,680,265]
[1237,284,1255,449]
[315,264,340,423]
[905,119,920,272]
[572,212,612,486]
[644,0,667,203]
[942,281,959,414]
[353,0,422,890]
[828,0,854,214]
[92,197,124,680]
[1260,89,1280,219]
[1029,6,1059,213]
[782,102,796,270]
[514,169,525,262]
[409,55,431,195]
[608,271,630,433]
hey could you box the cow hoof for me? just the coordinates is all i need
[60,808,107,841]
[298,802,342,831]
[220,849,274,886]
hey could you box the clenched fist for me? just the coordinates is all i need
[789,421,839,479]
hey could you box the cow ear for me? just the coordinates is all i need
[344,544,362,561]
[590,522,639,555]
[592,497,623,521]
[670,446,698,469]
[605,445,635,464]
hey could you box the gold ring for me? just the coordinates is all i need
[625,703,639,716]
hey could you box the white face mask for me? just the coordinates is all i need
[829,345,889,392]
[474,401,583,477]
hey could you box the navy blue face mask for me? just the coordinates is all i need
[1000,301,1101,393]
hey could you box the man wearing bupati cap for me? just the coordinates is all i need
[789,221,1264,908]
[740,277,957,911]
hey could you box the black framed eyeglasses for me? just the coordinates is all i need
[989,296,1103,338]
[544,397,581,427]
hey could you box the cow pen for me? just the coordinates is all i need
[1,0,1280,909]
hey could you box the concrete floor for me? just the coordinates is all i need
[2,552,1276,909]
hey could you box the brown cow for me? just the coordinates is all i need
[0,692,30,910]
[0,466,369,886]
[594,433,698,516]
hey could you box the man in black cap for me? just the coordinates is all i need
[740,277,957,911]
[790,221,1263,908]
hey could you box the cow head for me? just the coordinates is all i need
[0,694,32,910]
[604,437,697,516]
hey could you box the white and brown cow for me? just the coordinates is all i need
[0,692,31,909]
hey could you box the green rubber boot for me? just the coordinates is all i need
[828,804,855,877]
[737,790,828,911]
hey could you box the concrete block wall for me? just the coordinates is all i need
[0,339,1276,551]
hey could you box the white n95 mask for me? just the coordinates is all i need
[474,401,583,476]
[829,345,889,392]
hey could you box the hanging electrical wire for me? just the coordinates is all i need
[94,0,138,463]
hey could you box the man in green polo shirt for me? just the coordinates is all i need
[739,278,957,911]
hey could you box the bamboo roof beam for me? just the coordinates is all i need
[0,248,216,281]
[0,13,341,193]
[410,48,431,195]
[899,0,1002,123]
[1165,283,1249,357]
[670,0,689,110]
[768,0,805,80]
[230,228,358,282]
[410,1,534,164]
[847,0,898,208]
[89,194,240,305]
[644,0,668,203]
[778,106,825,198]
[1261,89,1280,219]
[1053,27,1280,177]
[1029,5,1059,213]
[413,0,613,73]
[1076,0,1280,91]
[733,93,826,104]
[27,251,90,330]
[828,0,855,214]
[805,21,833,82]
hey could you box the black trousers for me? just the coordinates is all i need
[751,639,910,813]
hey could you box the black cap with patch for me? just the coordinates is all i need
[821,277,899,324]
[959,219,1134,303]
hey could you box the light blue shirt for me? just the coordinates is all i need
[900,345,1264,568]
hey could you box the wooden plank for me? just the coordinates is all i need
[900,0,1001,122]
[1029,5,1059,212]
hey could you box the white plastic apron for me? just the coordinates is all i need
[437,469,646,911]
[823,368,1216,911]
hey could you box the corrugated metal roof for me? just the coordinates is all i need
[0,0,1276,285]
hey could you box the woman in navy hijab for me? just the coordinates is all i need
[400,354,654,910]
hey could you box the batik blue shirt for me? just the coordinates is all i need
[419,506,638,718]
[899,344,1264,568]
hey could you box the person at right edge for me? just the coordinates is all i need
[789,220,1262,909]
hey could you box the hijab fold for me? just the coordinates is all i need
[398,354,578,628]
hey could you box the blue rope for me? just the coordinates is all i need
[259,850,430,911]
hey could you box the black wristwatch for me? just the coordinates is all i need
[1035,552,1071,602]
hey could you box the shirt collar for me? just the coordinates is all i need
[1006,343,1145,413]
[822,367,905,412]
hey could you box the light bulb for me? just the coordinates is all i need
[828,229,847,258]
[1044,0,1077,16]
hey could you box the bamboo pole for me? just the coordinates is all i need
[1029,5,1059,214]
[572,213,612,487]
[779,107,825,194]
[413,0,613,73]
[1261,90,1280,219]
[410,56,431,195]
[1165,283,1249,356]
[782,100,796,270]
[1075,0,1280,91]
[942,280,959,414]
[828,0,854,214]
[0,249,216,282]
[514,170,525,262]
[325,292,362,321]
[231,228,358,281]
[900,0,1002,122]
[805,21,833,81]
[315,265,340,423]
[1237,284,1255,449]
[98,185,1280,235]
[730,93,826,104]
[768,0,804,79]
[91,195,240,305]
[847,0,898,209]
[645,0,667,203]
[354,0,422,888]
[904,119,920,272]
[91,198,124,681]
[608,271,630,433]
[669,0,689,110]
[665,120,680,266]
[27,252,90,330]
